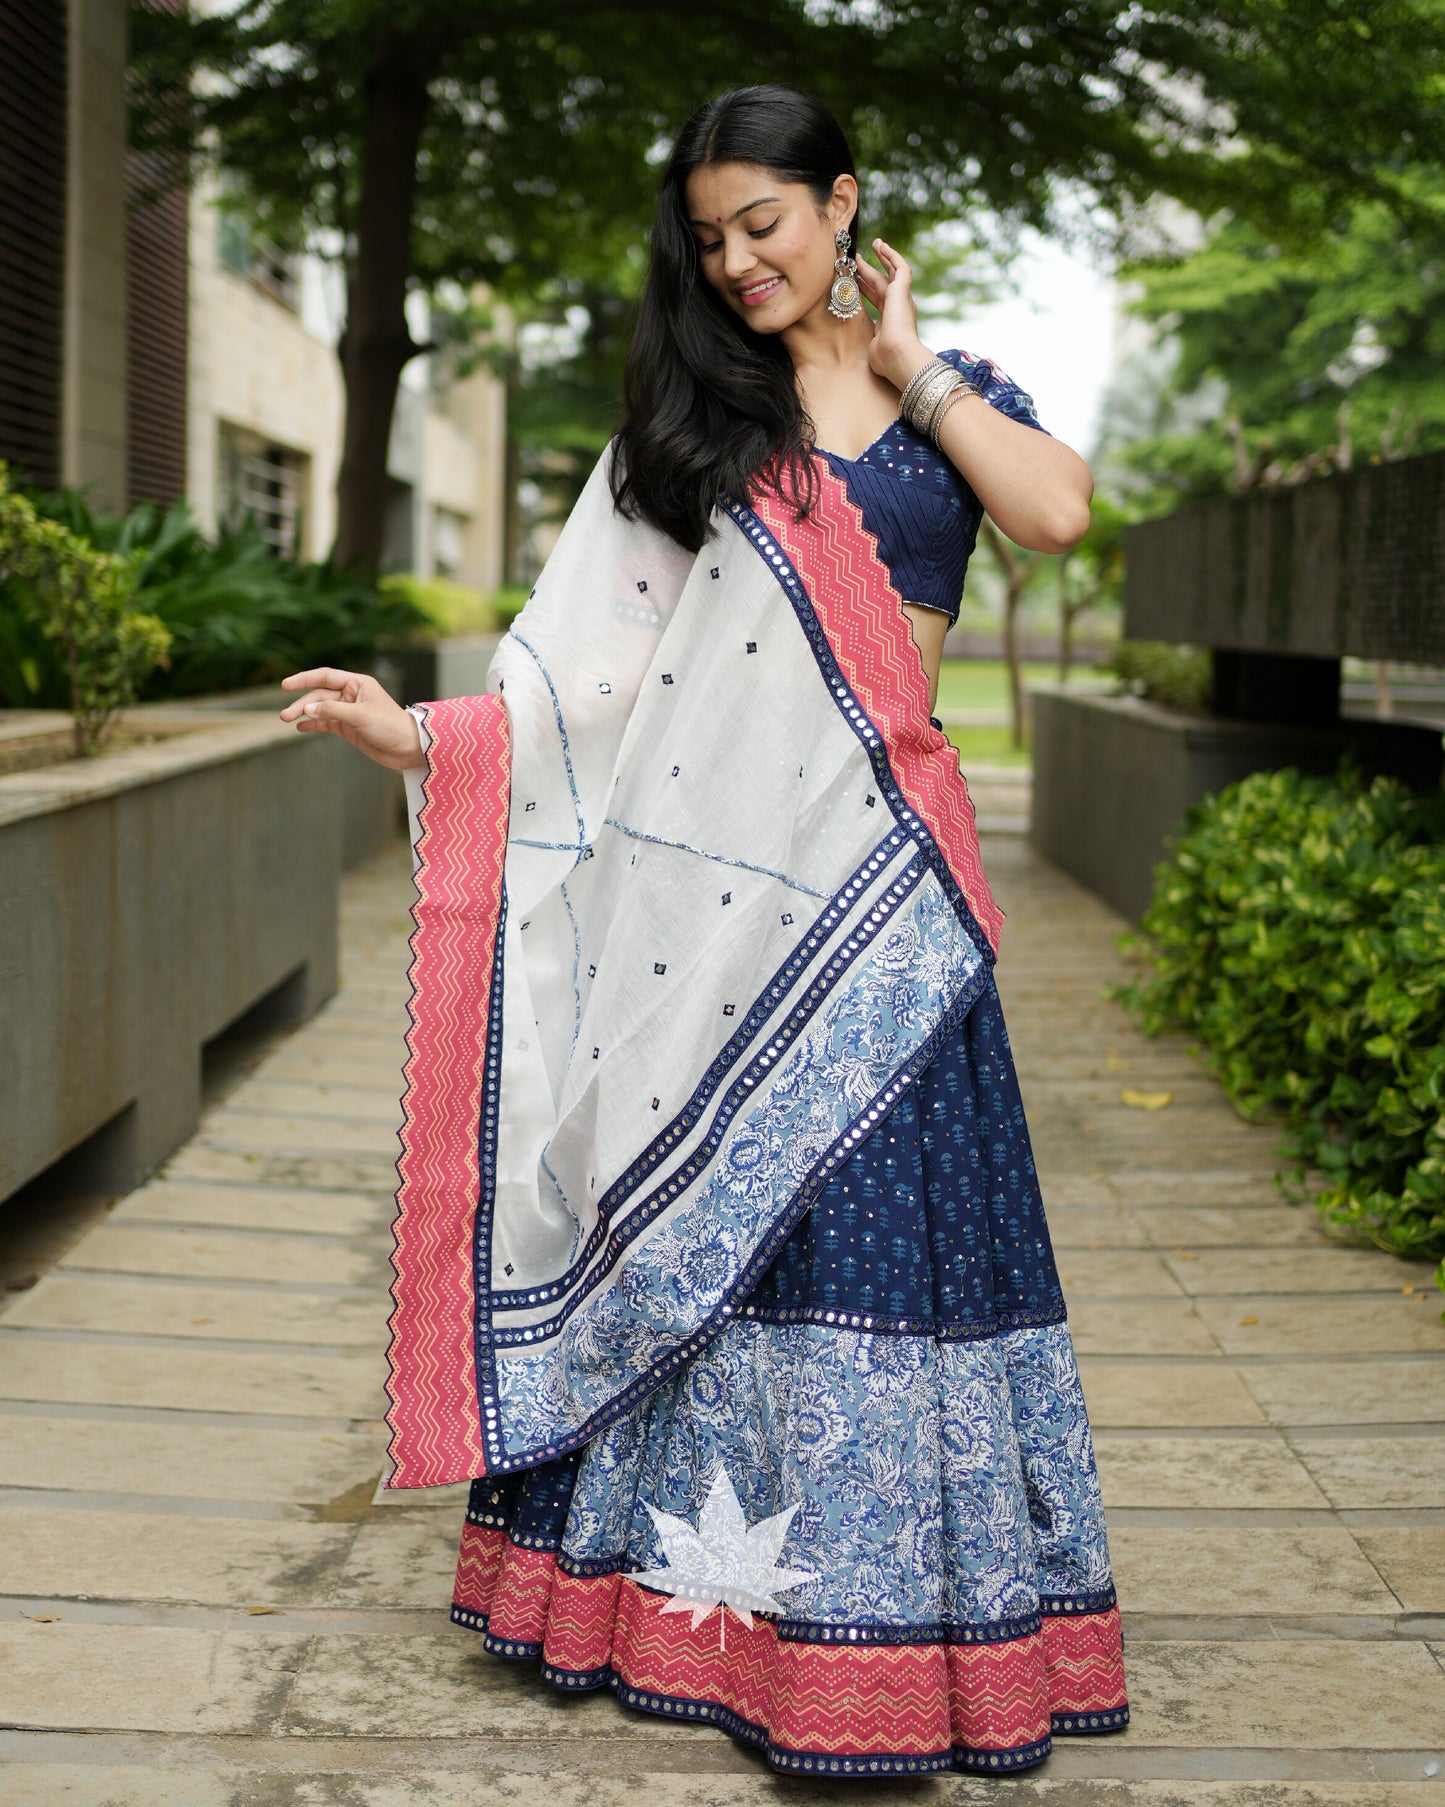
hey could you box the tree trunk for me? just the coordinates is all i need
[502,352,523,587]
[1003,584,1025,748]
[1057,553,1073,683]
[983,519,1028,749]
[332,45,433,569]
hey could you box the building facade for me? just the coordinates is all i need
[0,0,507,592]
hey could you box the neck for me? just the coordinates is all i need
[780,302,874,377]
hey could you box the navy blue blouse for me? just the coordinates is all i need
[815,348,1050,626]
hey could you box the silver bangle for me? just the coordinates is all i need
[926,380,982,445]
[919,375,963,440]
[899,355,951,418]
[903,367,958,436]
[900,354,989,446]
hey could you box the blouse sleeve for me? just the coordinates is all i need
[938,348,1051,435]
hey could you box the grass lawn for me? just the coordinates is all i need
[933,661,1056,712]
[943,724,1031,769]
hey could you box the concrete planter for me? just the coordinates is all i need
[144,687,406,871]
[0,708,399,1202]
[1029,685,1444,923]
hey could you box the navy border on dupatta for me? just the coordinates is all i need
[489,855,929,1349]
[470,949,990,1475]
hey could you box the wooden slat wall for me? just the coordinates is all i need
[0,0,67,490]
[125,0,189,509]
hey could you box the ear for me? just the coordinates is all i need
[829,172,859,232]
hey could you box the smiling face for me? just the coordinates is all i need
[684,160,856,334]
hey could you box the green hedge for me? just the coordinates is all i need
[1,488,426,706]
[1108,638,1211,710]
[379,575,530,637]
[1113,763,1445,1314]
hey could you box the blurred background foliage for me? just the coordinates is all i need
[130,0,1445,566]
[1105,181,1445,509]
[1107,641,1213,712]
[0,487,428,708]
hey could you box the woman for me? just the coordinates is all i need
[281,84,1128,1777]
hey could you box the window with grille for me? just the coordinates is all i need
[216,174,299,311]
[218,424,308,560]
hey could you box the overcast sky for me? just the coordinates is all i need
[928,228,1119,461]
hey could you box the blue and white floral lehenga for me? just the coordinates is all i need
[388,351,1130,1776]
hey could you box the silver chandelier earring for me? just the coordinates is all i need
[828,226,862,320]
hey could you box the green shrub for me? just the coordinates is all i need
[381,572,497,636]
[3,484,427,701]
[1109,639,1211,710]
[0,466,170,754]
[489,585,531,625]
[1113,762,1445,1315]
[138,523,426,696]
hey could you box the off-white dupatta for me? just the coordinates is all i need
[386,443,1003,1488]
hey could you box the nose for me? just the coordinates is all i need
[722,234,758,283]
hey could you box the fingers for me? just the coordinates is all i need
[282,693,366,733]
[279,686,351,721]
[873,239,911,283]
[301,695,363,722]
[280,667,363,693]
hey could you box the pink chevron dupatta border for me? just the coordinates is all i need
[386,693,510,1487]
[749,461,1004,953]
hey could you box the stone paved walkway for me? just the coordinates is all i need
[2,835,1444,1805]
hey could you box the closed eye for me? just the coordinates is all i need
[698,219,780,254]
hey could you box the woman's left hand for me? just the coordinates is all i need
[855,239,931,396]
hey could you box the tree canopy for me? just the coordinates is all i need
[130,0,1445,563]
[1105,180,1445,505]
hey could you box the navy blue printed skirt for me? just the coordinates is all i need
[450,973,1128,1775]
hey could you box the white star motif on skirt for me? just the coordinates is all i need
[634,1464,816,1649]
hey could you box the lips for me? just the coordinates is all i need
[737,276,783,306]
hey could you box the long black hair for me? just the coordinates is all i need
[609,85,859,551]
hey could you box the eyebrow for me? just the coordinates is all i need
[687,195,780,229]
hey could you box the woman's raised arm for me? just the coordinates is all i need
[857,240,1094,555]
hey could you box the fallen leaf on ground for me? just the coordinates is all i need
[22,1613,60,1623]
[1120,1089,1173,1110]
[190,1317,213,1325]
[1238,1316,1259,1325]
[246,1605,283,1616]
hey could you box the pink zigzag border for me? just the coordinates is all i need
[385,693,510,1488]
[749,463,1005,954]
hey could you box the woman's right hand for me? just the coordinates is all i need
[278,668,425,770]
